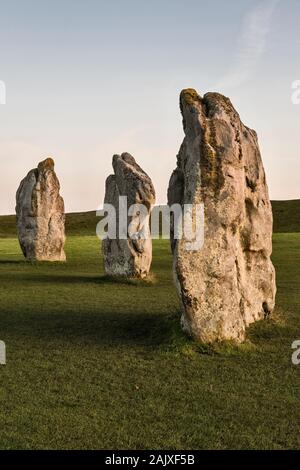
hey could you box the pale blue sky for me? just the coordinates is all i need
[0,0,299,214]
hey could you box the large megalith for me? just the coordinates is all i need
[168,89,276,343]
[16,157,66,261]
[102,153,155,278]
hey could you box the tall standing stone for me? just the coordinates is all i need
[16,158,66,261]
[168,89,276,343]
[102,153,155,278]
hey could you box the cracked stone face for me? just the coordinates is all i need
[168,89,276,343]
[16,158,66,261]
[102,153,156,278]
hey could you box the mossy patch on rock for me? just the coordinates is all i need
[38,157,55,172]
[180,88,202,107]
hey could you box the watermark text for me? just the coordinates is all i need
[291,80,300,104]
[0,341,6,365]
[96,198,205,252]
[291,340,300,365]
[0,80,6,104]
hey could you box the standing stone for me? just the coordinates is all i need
[16,158,66,261]
[168,89,276,343]
[102,153,155,278]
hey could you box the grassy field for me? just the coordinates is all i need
[1,200,300,238]
[0,211,300,449]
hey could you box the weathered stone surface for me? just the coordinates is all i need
[168,89,276,343]
[103,153,155,278]
[16,158,66,261]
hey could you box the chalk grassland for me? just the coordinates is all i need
[1,200,300,238]
[0,202,299,449]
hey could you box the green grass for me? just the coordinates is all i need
[1,199,299,238]
[0,211,99,238]
[272,200,300,233]
[0,230,300,449]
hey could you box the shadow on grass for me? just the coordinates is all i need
[1,308,183,350]
[0,271,157,286]
[0,260,26,265]
[0,270,292,353]
[2,304,292,356]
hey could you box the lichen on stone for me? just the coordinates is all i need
[180,88,202,107]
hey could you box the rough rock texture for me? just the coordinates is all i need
[16,158,66,261]
[103,153,155,278]
[168,89,276,343]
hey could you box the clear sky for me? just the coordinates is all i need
[0,0,299,214]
